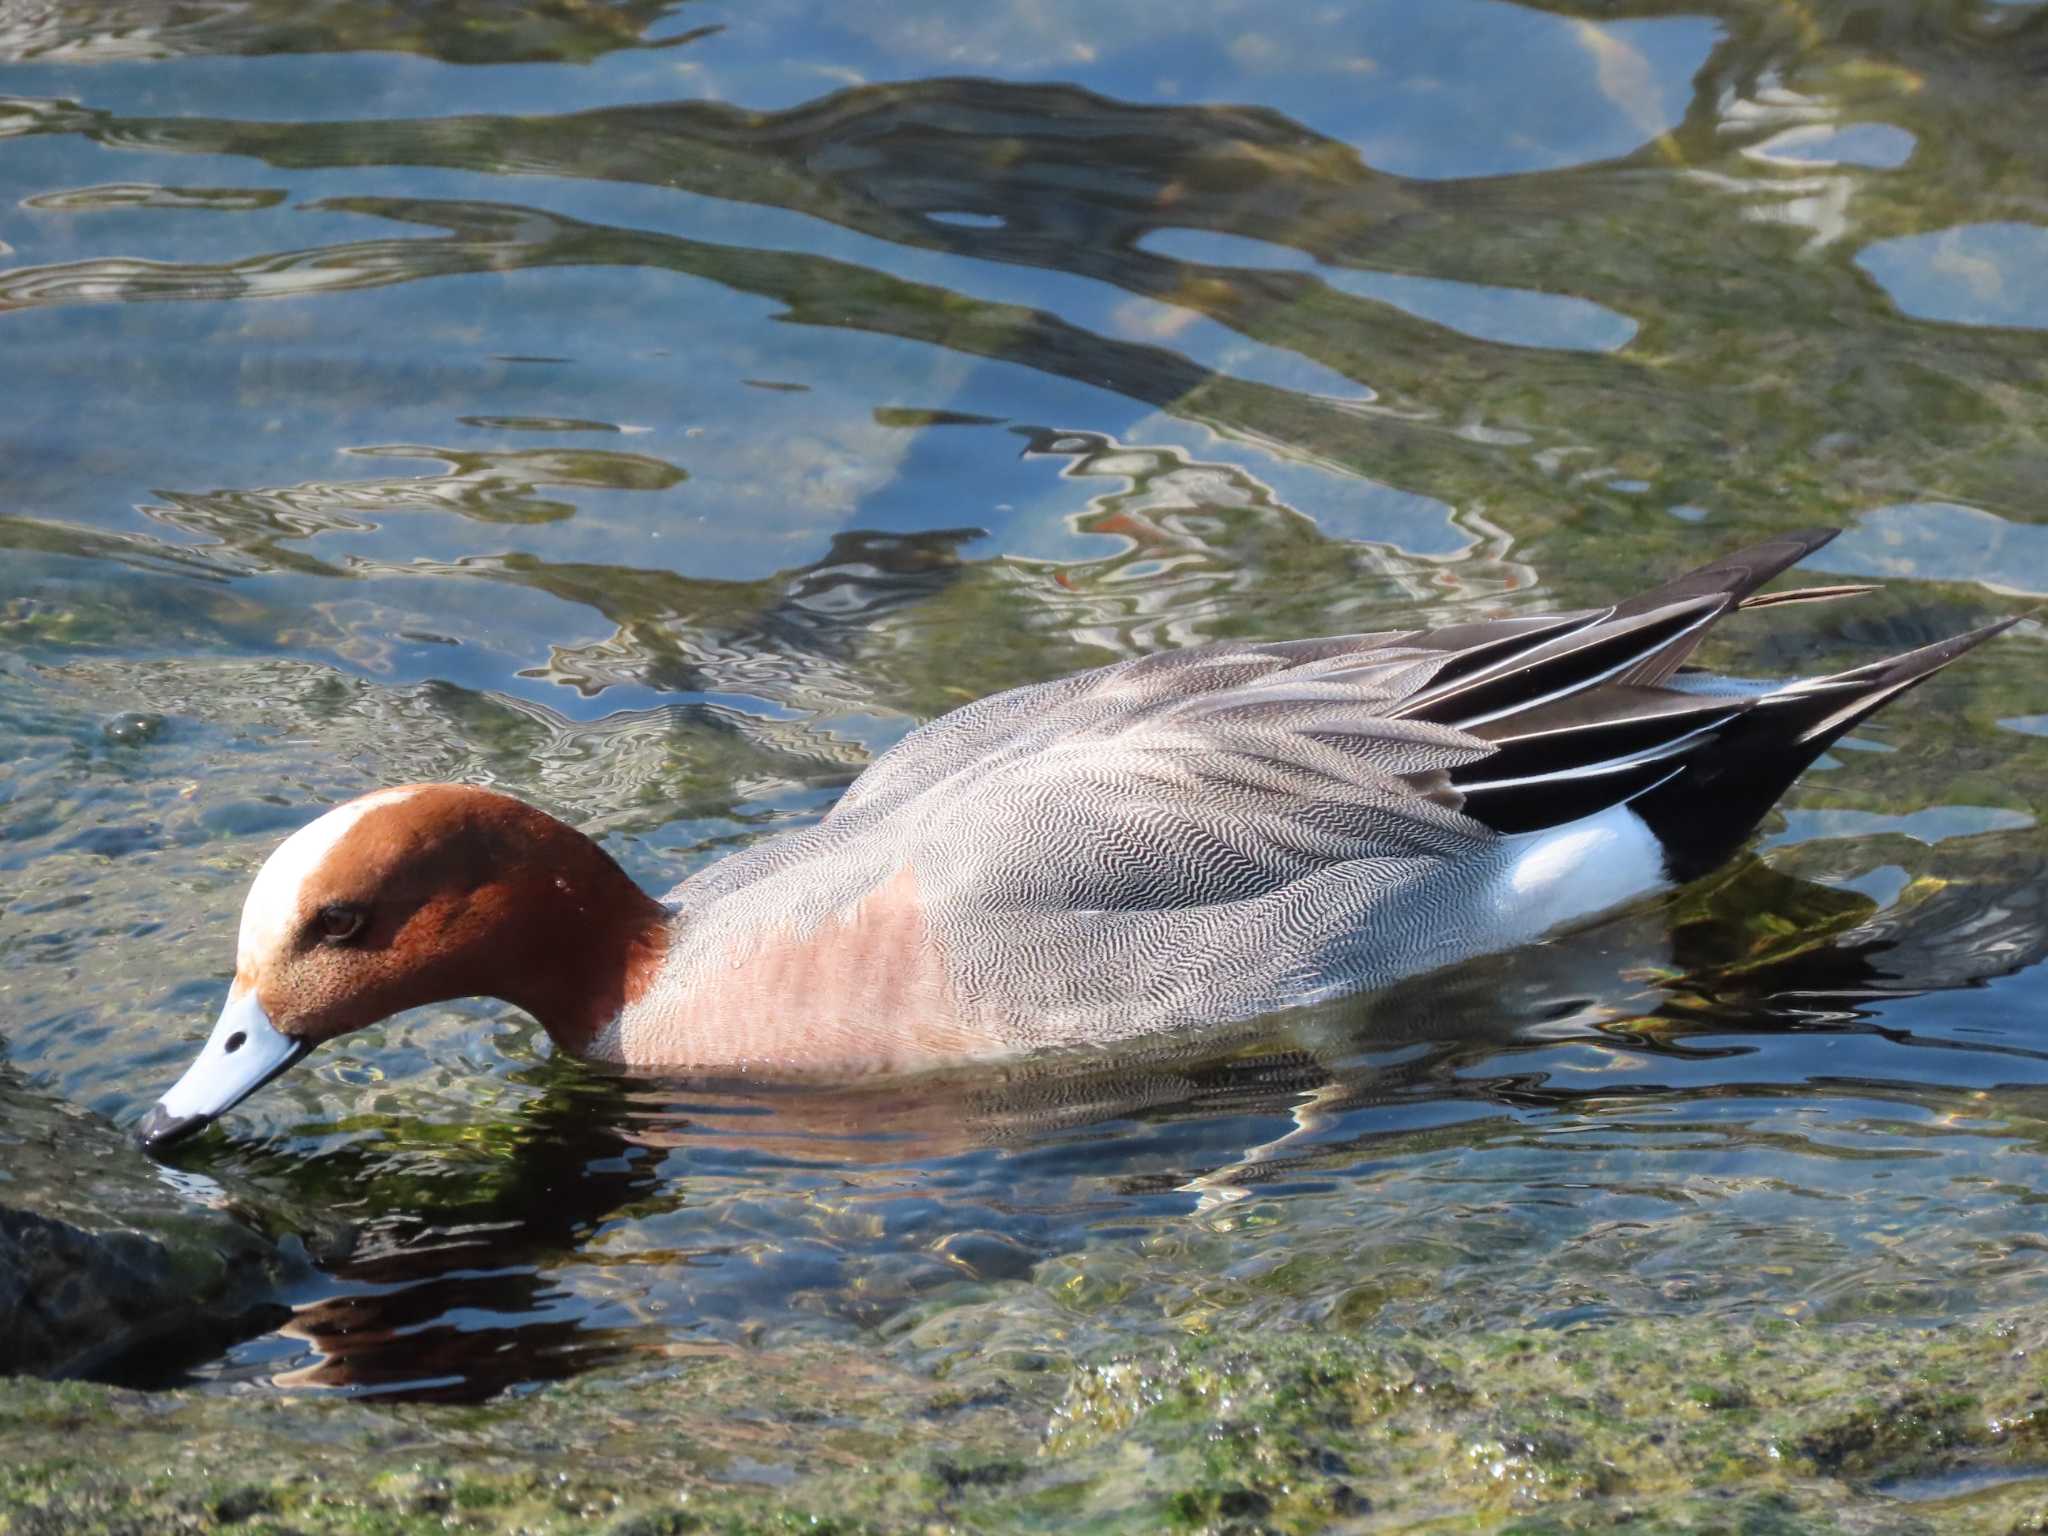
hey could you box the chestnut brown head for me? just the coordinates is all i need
[137,784,661,1150]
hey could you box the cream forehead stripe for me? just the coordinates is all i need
[236,788,420,966]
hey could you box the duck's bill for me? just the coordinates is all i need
[136,990,311,1152]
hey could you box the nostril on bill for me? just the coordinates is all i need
[223,1031,247,1054]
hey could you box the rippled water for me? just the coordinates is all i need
[3,0,2046,1406]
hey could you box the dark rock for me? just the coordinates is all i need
[99,712,167,748]
[208,1485,280,1523]
[0,1071,338,1381]
[930,1228,1039,1282]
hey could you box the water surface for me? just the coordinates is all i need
[3,0,2046,1413]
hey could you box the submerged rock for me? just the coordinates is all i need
[97,711,166,748]
[0,1071,331,1381]
[8,1305,2048,1533]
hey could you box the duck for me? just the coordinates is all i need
[137,527,2021,1150]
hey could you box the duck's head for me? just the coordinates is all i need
[137,784,666,1152]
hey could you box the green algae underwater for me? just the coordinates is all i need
[5,0,2048,1530]
[12,1308,2048,1534]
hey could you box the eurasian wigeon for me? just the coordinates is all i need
[137,528,2020,1149]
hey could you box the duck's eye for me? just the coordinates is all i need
[315,903,368,945]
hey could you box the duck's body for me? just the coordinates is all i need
[138,528,2019,1147]
[608,678,1669,1071]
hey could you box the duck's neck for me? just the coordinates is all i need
[480,811,672,1056]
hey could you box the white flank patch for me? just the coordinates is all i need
[238,787,419,966]
[1496,801,1668,940]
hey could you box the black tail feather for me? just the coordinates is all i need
[1611,526,1841,684]
[1395,530,1844,728]
[1394,595,1723,728]
[1613,526,1841,619]
[1628,614,2025,881]
[1408,528,2019,872]
[1455,687,1748,832]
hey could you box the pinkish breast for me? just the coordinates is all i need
[605,866,1002,1073]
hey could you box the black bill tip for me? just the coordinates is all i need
[136,1102,211,1153]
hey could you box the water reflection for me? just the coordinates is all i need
[21,181,288,211]
[1136,229,1640,353]
[1812,502,2048,598]
[511,524,984,708]
[1858,223,2048,330]
[5,12,2045,523]
[0,0,698,65]
[4,426,1511,719]
[257,1076,663,1400]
